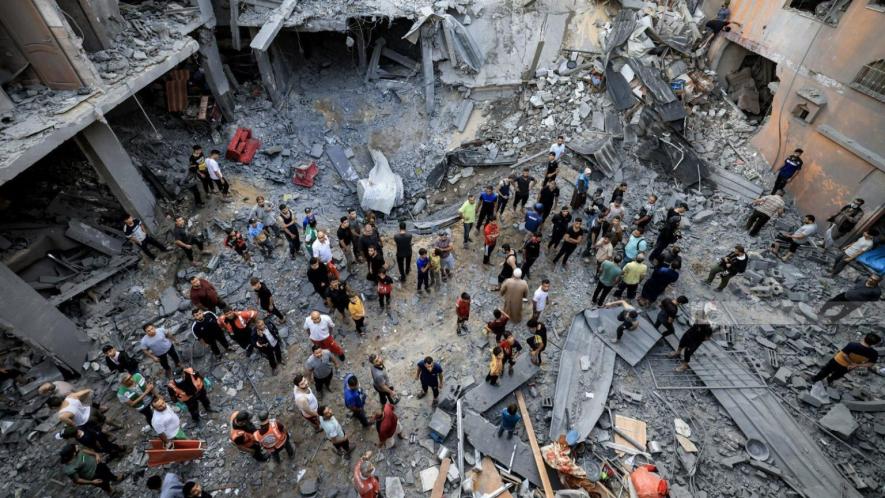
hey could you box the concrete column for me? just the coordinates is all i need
[75,120,159,231]
[0,263,91,374]
[198,28,235,121]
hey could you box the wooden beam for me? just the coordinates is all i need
[249,0,298,51]
[430,458,451,498]
[515,390,554,498]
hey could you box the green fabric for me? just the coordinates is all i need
[117,372,150,410]
[64,452,97,480]
[459,200,477,223]
[174,428,188,440]
[598,260,622,287]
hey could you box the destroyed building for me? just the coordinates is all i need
[0,0,883,497]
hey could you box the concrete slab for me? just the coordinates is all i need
[65,220,124,255]
[842,399,885,412]
[819,404,858,438]
[588,308,661,367]
[384,477,405,498]
[461,353,538,413]
[325,144,359,184]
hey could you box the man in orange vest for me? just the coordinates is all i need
[253,411,294,462]
[229,410,267,461]
[167,367,215,423]
[218,309,259,351]
[630,464,668,498]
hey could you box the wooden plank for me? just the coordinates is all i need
[249,0,298,51]
[613,415,646,456]
[365,37,386,81]
[515,391,554,498]
[381,47,419,70]
[430,458,451,498]
[475,457,514,497]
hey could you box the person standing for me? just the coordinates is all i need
[638,263,680,307]
[455,292,471,335]
[458,194,478,246]
[373,401,403,448]
[278,204,302,260]
[497,178,512,220]
[668,322,714,372]
[570,168,592,210]
[526,318,548,365]
[429,248,442,287]
[593,235,614,274]
[391,221,413,282]
[254,411,294,462]
[253,319,284,374]
[167,367,214,424]
[550,135,566,161]
[547,206,572,251]
[228,410,267,462]
[416,248,431,293]
[531,280,550,321]
[633,194,657,231]
[484,309,510,344]
[746,191,785,236]
[832,230,877,276]
[612,253,647,301]
[205,150,230,197]
[376,269,394,312]
[344,374,371,427]
[366,246,387,283]
[358,223,382,264]
[476,185,499,232]
[303,219,319,260]
[348,293,367,336]
[414,357,444,407]
[524,204,544,235]
[771,215,817,262]
[705,245,748,291]
[483,216,500,265]
[542,152,559,186]
[325,279,352,322]
[116,371,154,424]
[521,231,542,278]
[307,257,331,297]
[500,269,529,323]
[337,216,356,270]
[151,397,186,446]
[146,472,184,497]
[140,324,182,378]
[319,405,352,455]
[102,345,139,375]
[606,198,626,224]
[552,218,585,269]
[124,215,169,260]
[219,309,259,352]
[353,452,380,498]
[189,277,226,313]
[648,204,686,264]
[497,404,522,439]
[292,373,322,431]
[770,148,803,194]
[189,145,212,196]
[369,354,398,405]
[347,209,364,261]
[304,311,345,361]
[652,296,688,338]
[435,231,455,281]
[173,217,207,265]
[594,255,622,306]
[537,181,560,223]
[499,332,523,375]
[496,244,517,290]
[824,198,865,248]
[610,182,628,203]
[306,345,338,398]
[312,230,333,265]
[623,230,648,267]
[60,443,123,495]
[512,169,536,213]
[819,275,882,322]
[809,334,881,398]
[486,346,504,385]
[250,277,285,321]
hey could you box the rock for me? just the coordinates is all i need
[819,403,858,438]
[772,366,792,386]
[790,376,807,389]
[133,50,147,60]
[580,355,591,371]
[299,477,318,495]
[412,198,427,215]
[530,94,545,108]
[798,392,825,408]
[578,102,591,119]
[797,302,818,322]
[692,209,716,223]
[460,167,474,178]
[309,143,324,158]
[385,478,405,498]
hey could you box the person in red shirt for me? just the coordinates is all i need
[456,292,471,335]
[218,309,258,351]
[483,216,500,265]
[372,402,402,448]
[499,332,523,375]
[376,270,394,312]
[189,277,226,312]
[353,451,380,498]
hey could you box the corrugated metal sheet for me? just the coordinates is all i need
[628,59,677,104]
[605,61,637,111]
[605,10,635,57]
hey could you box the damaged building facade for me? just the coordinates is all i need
[707,0,885,237]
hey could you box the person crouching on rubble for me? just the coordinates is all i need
[224,229,251,263]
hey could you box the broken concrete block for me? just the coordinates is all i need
[460,167,474,178]
[428,408,452,439]
[580,355,591,371]
[819,403,858,438]
[691,209,716,223]
[530,94,545,108]
[309,143,324,158]
[418,467,438,492]
[798,392,825,408]
[385,477,405,498]
[159,287,184,315]
[719,454,748,469]
[772,366,792,386]
[791,376,808,389]
[755,335,777,350]
[797,302,818,322]
[65,220,124,255]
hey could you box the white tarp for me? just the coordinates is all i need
[357,149,404,215]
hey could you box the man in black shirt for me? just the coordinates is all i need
[250,277,285,321]
[307,257,331,296]
[537,181,560,222]
[512,169,535,213]
[819,275,882,322]
[669,322,714,371]
[610,182,627,203]
[337,217,355,270]
[124,215,169,260]
[649,204,686,264]
[652,296,688,337]
[358,224,382,263]
[526,318,547,364]
[278,204,301,260]
[393,222,413,282]
[324,279,351,322]
[605,300,639,342]
[705,245,748,291]
[102,345,139,375]
[189,145,213,195]
[552,218,584,268]
[190,309,231,358]
[167,367,215,422]
[172,216,207,264]
[543,152,559,186]
[521,232,541,278]
[547,206,572,250]
[810,333,880,396]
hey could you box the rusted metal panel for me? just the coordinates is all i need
[0,0,83,89]
[165,69,189,112]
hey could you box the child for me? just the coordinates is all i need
[429,249,442,288]
[224,230,251,263]
[455,292,471,335]
[483,309,510,343]
[376,270,394,312]
[247,218,274,258]
[303,219,318,259]
[527,329,545,366]
[486,346,504,385]
[416,248,431,293]
[348,293,366,336]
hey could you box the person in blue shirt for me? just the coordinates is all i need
[414,357,444,407]
[302,207,317,229]
[416,248,431,293]
[771,148,803,194]
[497,404,522,439]
[476,185,499,233]
[246,218,274,258]
[524,204,543,234]
[570,168,592,210]
[343,374,370,427]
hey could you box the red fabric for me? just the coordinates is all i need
[631,465,668,498]
[456,298,470,319]
[353,459,380,498]
[377,280,392,295]
[327,261,340,281]
[484,223,500,245]
[312,336,344,357]
[218,310,258,334]
[377,403,398,440]
[190,279,219,308]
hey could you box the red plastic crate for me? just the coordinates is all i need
[225,128,261,164]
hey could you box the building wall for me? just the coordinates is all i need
[709,0,885,228]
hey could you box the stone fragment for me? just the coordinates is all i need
[772,366,792,386]
[385,477,405,498]
[797,302,818,322]
[819,403,858,438]
[798,392,824,408]
[580,355,591,371]
[691,209,716,223]
[309,143,324,158]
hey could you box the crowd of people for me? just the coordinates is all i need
[49,137,882,497]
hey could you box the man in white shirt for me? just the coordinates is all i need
[832,230,878,276]
[531,280,551,321]
[292,373,321,431]
[303,311,346,360]
[549,135,566,161]
[205,149,230,196]
[772,214,818,262]
[312,230,333,264]
[123,215,169,260]
[151,397,185,446]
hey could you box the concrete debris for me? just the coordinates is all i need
[819,404,859,438]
